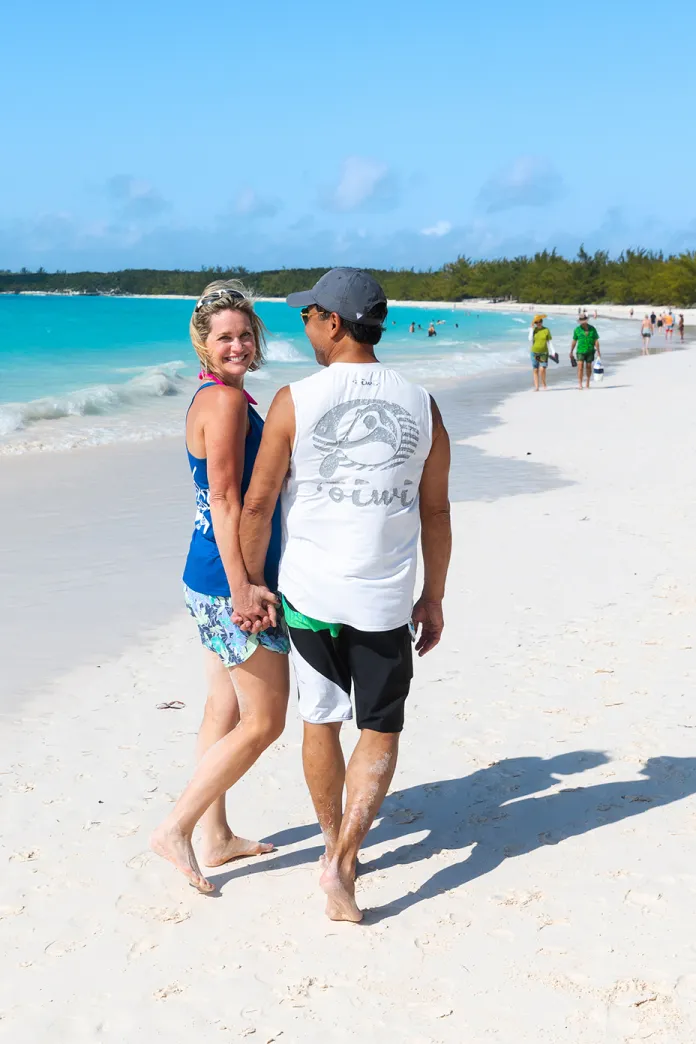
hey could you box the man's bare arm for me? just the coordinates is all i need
[413,397,451,655]
[239,385,295,588]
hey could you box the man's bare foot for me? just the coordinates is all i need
[319,851,363,876]
[150,821,214,893]
[320,863,363,923]
[201,834,274,868]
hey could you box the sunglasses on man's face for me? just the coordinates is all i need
[300,305,332,325]
[195,289,245,311]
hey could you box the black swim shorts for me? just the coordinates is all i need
[287,621,413,733]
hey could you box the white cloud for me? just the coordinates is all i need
[477,156,564,213]
[234,188,279,219]
[105,175,168,219]
[324,156,397,212]
[421,220,452,237]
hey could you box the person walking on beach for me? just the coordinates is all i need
[678,313,685,341]
[236,268,452,923]
[664,311,674,341]
[571,313,601,389]
[150,282,290,893]
[529,314,554,391]
[650,310,657,332]
[641,314,653,354]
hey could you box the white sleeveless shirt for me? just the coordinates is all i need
[279,363,432,631]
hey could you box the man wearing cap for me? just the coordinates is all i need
[571,314,601,389]
[529,314,555,390]
[237,268,451,922]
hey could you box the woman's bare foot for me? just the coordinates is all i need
[319,863,363,923]
[201,833,274,868]
[150,821,214,893]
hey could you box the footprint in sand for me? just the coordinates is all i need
[494,890,543,908]
[391,808,423,824]
[8,850,39,862]
[114,824,140,838]
[45,939,87,958]
[153,983,184,1000]
[125,851,154,870]
[0,905,25,919]
[623,889,664,911]
[127,937,159,962]
[116,895,191,924]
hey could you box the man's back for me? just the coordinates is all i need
[279,362,432,631]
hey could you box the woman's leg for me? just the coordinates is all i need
[196,649,274,866]
[151,646,289,891]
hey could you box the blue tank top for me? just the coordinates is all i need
[182,384,282,598]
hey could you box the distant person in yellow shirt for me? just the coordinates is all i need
[664,311,674,341]
[529,314,556,391]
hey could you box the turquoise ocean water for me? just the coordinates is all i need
[0,295,625,453]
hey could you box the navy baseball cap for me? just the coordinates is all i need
[286,268,387,327]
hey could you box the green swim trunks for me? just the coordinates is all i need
[281,595,342,638]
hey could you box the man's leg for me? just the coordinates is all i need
[302,721,345,863]
[287,624,353,860]
[532,361,539,391]
[578,359,584,388]
[540,363,547,389]
[320,729,400,922]
[319,624,411,922]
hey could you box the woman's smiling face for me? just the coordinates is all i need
[205,309,257,381]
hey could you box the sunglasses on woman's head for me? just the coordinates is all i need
[195,289,245,311]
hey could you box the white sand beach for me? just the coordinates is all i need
[392,299,696,324]
[3,346,696,1041]
[17,291,694,325]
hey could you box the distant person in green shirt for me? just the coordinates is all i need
[571,314,601,389]
[529,314,554,391]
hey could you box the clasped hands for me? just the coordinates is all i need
[231,582,279,634]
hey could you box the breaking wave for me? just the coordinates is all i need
[0,361,188,436]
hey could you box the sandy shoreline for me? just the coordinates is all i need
[9,292,692,323]
[10,290,693,324]
[3,345,696,1039]
[0,363,536,706]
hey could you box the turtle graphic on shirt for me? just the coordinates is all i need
[313,399,419,479]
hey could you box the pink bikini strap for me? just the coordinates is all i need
[198,371,257,406]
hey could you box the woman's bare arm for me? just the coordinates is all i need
[203,386,275,630]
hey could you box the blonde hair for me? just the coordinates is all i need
[189,279,267,379]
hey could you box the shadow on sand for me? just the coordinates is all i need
[211,752,696,922]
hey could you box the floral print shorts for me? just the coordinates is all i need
[184,584,290,668]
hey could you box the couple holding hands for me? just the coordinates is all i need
[151,268,451,923]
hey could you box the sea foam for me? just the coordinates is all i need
[0,361,187,436]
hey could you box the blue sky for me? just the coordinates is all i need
[1,0,694,271]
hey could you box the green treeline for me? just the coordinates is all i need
[2,248,696,305]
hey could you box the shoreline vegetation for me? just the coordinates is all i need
[2,247,696,305]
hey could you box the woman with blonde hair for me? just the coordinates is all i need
[151,281,289,892]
